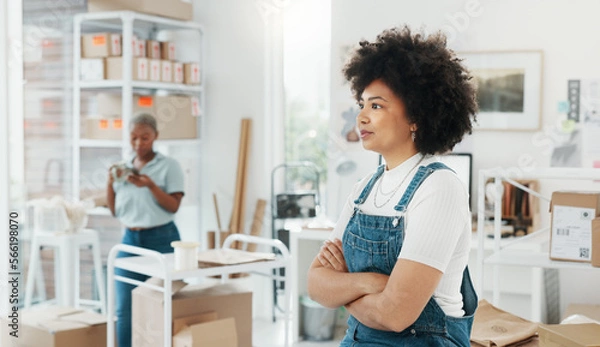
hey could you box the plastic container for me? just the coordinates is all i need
[300,294,337,341]
[170,241,200,271]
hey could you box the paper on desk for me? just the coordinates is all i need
[196,249,276,267]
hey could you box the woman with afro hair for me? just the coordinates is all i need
[307,26,478,346]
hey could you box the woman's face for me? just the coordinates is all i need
[356,79,416,166]
[129,123,157,158]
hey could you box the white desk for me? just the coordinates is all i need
[289,227,333,343]
[106,234,291,347]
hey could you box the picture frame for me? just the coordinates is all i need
[459,50,543,131]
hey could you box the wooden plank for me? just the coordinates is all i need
[246,199,267,252]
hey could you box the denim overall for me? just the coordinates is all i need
[340,162,478,346]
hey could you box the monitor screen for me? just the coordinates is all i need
[437,153,473,206]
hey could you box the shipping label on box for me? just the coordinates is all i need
[173,62,184,83]
[550,191,600,263]
[110,33,122,56]
[551,205,595,261]
[161,41,176,60]
[190,96,201,116]
[137,39,147,58]
[80,58,105,81]
[149,59,161,82]
[81,33,110,58]
[147,40,161,59]
[161,60,173,82]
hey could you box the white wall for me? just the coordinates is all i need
[192,0,283,321]
[331,0,600,319]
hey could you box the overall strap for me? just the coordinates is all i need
[353,164,385,206]
[393,162,454,213]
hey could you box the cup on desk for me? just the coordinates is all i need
[171,241,200,271]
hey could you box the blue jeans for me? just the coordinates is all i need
[115,221,180,347]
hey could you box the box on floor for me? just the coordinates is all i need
[0,306,107,347]
[549,191,600,263]
[87,0,193,21]
[538,323,600,347]
[131,278,252,347]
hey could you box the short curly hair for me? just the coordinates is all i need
[343,26,478,155]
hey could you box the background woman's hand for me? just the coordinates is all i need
[127,174,155,188]
[317,238,348,272]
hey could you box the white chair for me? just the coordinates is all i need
[24,201,106,313]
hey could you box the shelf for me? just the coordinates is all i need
[79,80,203,93]
[79,138,201,148]
[484,249,598,270]
[74,10,204,32]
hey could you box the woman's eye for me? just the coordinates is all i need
[372,103,381,109]
[357,103,364,110]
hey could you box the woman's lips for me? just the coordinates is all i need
[360,130,373,138]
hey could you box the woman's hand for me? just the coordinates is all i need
[317,238,348,272]
[127,173,155,188]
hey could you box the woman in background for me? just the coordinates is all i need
[307,26,479,346]
[106,113,184,347]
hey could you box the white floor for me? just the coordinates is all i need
[253,317,345,347]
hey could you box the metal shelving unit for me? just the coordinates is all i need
[476,167,600,321]
[71,10,205,212]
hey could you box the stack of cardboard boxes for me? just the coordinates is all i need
[132,279,253,347]
[80,33,201,86]
[83,92,200,140]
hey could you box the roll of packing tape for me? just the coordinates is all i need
[171,241,200,271]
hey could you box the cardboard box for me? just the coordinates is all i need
[593,218,600,267]
[80,58,104,81]
[173,62,184,84]
[132,279,252,347]
[184,62,201,85]
[105,57,149,80]
[83,118,123,140]
[0,306,107,347]
[173,318,237,347]
[550,191,600,262]
[161,41,176,60]
[96,93,154,118]
[564,304,600,322]
[161,60,173,83]
[147,40,161,59]
[88,0,193,21]
[149,59,162,82]
[538,323,600,347]
[155,95,197,139]
[81,33,121,58]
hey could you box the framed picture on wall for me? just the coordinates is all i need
[459,50,543,131]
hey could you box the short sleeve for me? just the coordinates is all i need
[165,158,185,195]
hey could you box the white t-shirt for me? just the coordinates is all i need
[329,153,472,317]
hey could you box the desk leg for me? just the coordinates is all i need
[290,235,299,344]
[107,255,115,347]
[283,261,290,347]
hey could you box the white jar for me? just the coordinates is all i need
[171,241,200,271]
